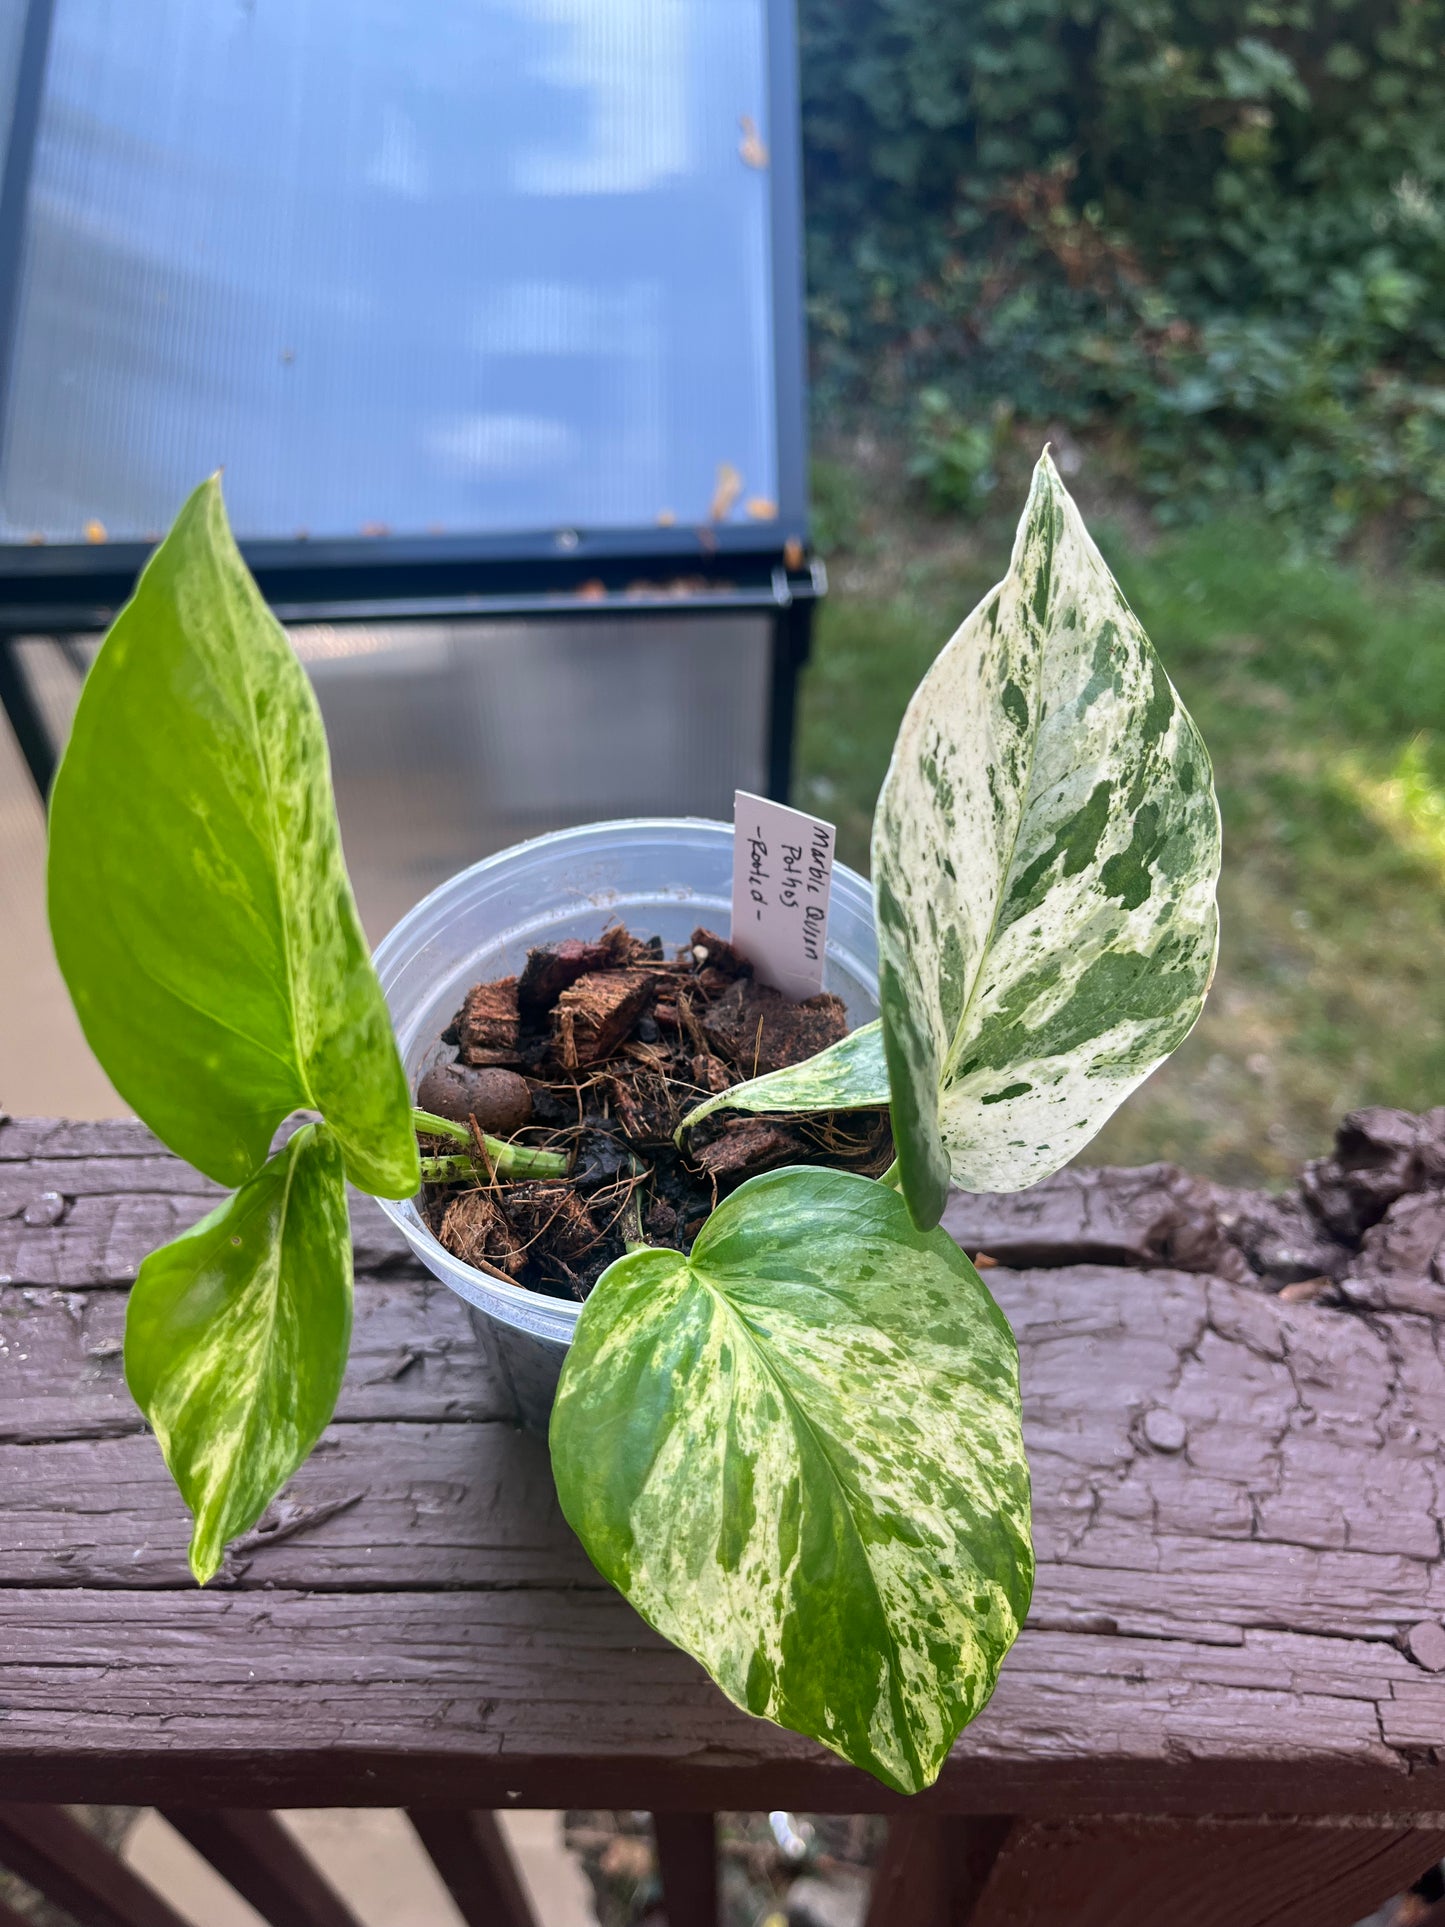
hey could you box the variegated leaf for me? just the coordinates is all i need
[873,449,1220,1230]
[678,1019,890,1138]
[124,1122,352,1583]
[549,1166,1032,1794]
[48,476,417,1200]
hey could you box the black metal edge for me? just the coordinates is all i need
[0,565,825,635]
[0,633,56,796]
[0,518,796,585]
[0,0,56,479]
[765,598,814,804]
[765,0,812,547]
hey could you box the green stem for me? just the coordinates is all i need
[488,1140,571,1178]
[419,1154,484,1183]
[412,1107,570,1181]
[879,1157,903,1192]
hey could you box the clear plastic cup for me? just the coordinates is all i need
[372,817,879,1425]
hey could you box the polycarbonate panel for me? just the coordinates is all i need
[0,0,781,544]
[293,612,771,937]
[6,614,769,936]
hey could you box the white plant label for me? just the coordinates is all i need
[730,790,836,1001]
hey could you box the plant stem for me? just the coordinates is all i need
[488,1139,571,1178]
[419,1154,482,1183]
[620,1188,649,1253]
[879,1158,903,1192]
[412,1108,569,1181]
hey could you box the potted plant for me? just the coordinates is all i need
[365,813,889,1426]
[46,451,1219,1794]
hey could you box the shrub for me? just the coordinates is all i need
[800,0,1445,544]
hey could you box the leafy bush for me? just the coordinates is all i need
[800,0,1445,544]
[906,391,1011,514]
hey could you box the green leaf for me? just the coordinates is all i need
[872,449,1220,1230]
[47,476,417,1199]
[677,1019,891,1138]
[124,1123,352,1583]
[549,1166,1032,1794]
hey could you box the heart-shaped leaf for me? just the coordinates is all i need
[873,450,1220,1229]
[125,1122,352,1583]
[549,1166,1032,1793]
[47,476,417,1199]
[678,1019,890,1138]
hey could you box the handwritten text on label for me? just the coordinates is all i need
[730,790,837,1001]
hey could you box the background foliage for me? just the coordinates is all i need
[799,0,1445,547]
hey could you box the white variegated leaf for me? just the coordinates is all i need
[549,1166,1032,1794]
[678,1019,890,1138]
[873,449,1221,1230]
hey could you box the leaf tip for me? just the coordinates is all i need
[172,469,237,556]
[188,1532,224,1586]
[1033,441,1063,491]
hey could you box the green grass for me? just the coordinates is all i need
[796,469,1445,1186]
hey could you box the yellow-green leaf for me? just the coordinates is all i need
[550,1166,1032,1793]
[678,1019,890,1138]
[124,1123,352,1583]
[47,476,417,1198]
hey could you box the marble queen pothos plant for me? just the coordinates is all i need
[46,451,1219,1795]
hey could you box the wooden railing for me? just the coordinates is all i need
[5,1112,1445,1926]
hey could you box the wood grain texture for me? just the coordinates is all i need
[3,1118,1445,1820]
[0,1420,596,1588]
[0,1275,509,1443]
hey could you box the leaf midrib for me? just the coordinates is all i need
[205,523,321,1117]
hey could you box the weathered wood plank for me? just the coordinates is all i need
[0,1420,595,1589]
[943,1163,1255,1281]
[5,1117,1445,1822]
[863,1813,951,1927]
[0,1183,418,1288]
[0,1118,164,1162]
[0,1593,1440,1813]
[0,1156,218,1209]
[0,1275,509,1443]
[8,1259,1444,1660]
[0,1192,212,1289]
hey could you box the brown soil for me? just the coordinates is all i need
[418,924,892,1300]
